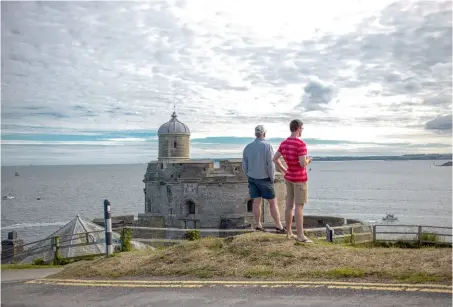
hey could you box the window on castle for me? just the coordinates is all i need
[174,141,177,148]
[247,199,253,212]
[186,200,196,214]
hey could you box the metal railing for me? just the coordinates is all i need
[113,224,369,244]
[1,230,107,264]
[5,223,449,264]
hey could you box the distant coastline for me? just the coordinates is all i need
[311,154,452,162]
[1,154,452,167]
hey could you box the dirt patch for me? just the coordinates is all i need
[51,233,452,284]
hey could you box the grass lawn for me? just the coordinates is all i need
[1,264,63,270]
[51,232,452,284]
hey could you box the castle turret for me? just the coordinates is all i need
[157,112,190,161]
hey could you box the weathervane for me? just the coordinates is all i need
[171,101,177,118]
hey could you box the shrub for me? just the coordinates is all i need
[59,258,70,265]
[421,232,440,243]
[33,258,45,265]
[120,228,132,252]
[185,230,200,241]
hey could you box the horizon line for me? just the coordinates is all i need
[2,153,451,167]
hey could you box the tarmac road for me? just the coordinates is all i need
[2,278,452,307]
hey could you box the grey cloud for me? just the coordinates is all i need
[423,91,452,106]
[1,0,452,143]
[322,0,452,108]
[424,114,452,132]
[300,79,336,111]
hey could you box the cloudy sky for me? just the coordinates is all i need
[1,0,452,166]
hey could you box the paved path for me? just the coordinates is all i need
[1,278,452,307]
[1,268,63,283]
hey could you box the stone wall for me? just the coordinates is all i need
[158,134,190,160]
[135,214,166,239]
[1,232,24,263]
[143,158,288,232]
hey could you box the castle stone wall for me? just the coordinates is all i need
[143,159,287,230]
[158,135,190,160]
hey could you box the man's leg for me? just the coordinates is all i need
[294,203,305,239]
[248,178,263,229]
[253,197,263,229]
[267,198,284,230]
[294,182,312,242]
[260,179,285,231]
[285,180,295,237]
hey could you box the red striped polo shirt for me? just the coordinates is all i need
[277,137,308,182]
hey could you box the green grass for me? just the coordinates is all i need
[421,232,441,243]
[324,268,366,278]
[1,264,63,270]
[50,232,452,284]
[395,272,442,283]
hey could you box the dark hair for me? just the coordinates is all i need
[289,119,303,132]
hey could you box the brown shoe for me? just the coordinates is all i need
[276,227,288,234]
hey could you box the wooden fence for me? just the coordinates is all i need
[372,224,452,244]
[4,223,450,264]
[116,223,452,246]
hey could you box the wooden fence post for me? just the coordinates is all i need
[326,224,333,243]
[52,236,60,265]
[372,225,377,242]
[418,226,422,244]
[350,227,354,244]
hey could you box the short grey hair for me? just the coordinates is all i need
[254,125,266,137]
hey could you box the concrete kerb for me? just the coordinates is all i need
[1,268,63,283]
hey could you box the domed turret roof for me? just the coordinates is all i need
[157,112,190,135]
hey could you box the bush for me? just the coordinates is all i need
[421,232,440,243]
[120,228,132,252]
[53,252,62,265]
[33,258,45,265]
[185,230,200,241]
[59,258,70,265]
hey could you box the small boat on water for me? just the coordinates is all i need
[382,213,398,221]
[2,194,15,200]
[15,172,19,176]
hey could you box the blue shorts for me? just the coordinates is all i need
[248,177,276,200]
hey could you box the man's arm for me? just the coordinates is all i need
[297,142,311,167]
[298,155,312,167]
[266,144,276,181]
[242,147,248,176]
[272,151,287,174]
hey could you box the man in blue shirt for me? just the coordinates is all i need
[242,125,286,234]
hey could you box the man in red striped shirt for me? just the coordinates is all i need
[273,119,313,243]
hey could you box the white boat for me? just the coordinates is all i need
[2,195,15,200]
[382,213,398,221]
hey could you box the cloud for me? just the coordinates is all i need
[300,78,337,111]
[1,0,452,165]
[425,115,453,132]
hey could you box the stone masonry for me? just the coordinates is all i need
[138,112,286,237]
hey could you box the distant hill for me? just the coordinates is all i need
[312,154,452,162]
[440,161,452,166]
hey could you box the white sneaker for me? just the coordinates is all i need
[296,237,313,243]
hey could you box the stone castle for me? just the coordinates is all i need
[137,111,287,231]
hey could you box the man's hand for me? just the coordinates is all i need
[306,156,313,164]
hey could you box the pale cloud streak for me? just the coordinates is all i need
[1,0,451,165]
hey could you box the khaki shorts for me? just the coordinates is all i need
[285,180,308,204]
